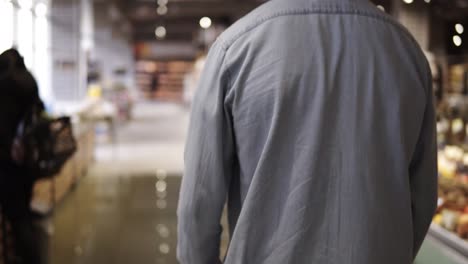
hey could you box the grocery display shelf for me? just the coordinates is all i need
[429,224,468,259]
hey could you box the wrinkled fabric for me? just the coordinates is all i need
[177,0,438,263]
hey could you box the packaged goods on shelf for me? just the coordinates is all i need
[431,90,468,257]
[135,60,194,100]
[433,145,468,251]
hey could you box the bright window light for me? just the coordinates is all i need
[453,35,462,47]
[17,8,34,68]
[18,0,33,9]
[199,17,212,29]
[0,0,14,53]
[456,24,464,35]
[35,16,49,55]
[34,14,52,105]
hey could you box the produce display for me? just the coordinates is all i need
[434,145,468,240]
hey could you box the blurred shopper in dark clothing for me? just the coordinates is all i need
[0,49,47,264]
[151,73,159,97]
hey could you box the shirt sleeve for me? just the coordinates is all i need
[409,68,438,259]
[177,41,235,264]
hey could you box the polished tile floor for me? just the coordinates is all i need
[49,174,180,264]
[46,102,467,264]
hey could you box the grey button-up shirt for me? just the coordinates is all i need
[177,0,438,263]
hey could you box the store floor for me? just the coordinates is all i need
[47,101,467,264]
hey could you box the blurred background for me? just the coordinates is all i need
[1,0,468,263]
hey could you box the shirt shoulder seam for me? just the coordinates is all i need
[218,6,417,52]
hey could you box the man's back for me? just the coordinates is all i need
[177,0,438,263]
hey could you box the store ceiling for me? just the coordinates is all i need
[118,0,265,42]
[432,0,468,20]
[116,0,468,42]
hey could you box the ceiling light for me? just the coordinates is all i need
[157,0,168,6]
[199,17,212,29]
[403,0,413,4]
[456,24,464,35]
[376,5,385,11]
[159,243,170,254]
[35,2,47,16]
[424,0,431,3]
[155,180,167,192]
[453,35,462,47]
[155,26,166,39]
[157,5,167,15]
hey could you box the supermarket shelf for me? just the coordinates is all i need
[429,224,468,259]
[0,122,95,263]
[30,122,96,215]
